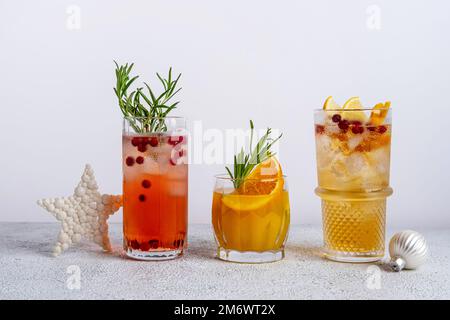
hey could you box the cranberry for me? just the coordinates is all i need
[131,137,140,146]
[137,144,147,153]
[125,156,135,166]
[139,241,150,252]
[130,240,140,250]
[149,137,158,147]
[168,136,183,146]
[315,125,325,134]
[140,137,149,144]
[331,114,341,123]
[367,126,376,132]
[149,239,159,249]
[136,156,144,164]
[338,120,349,131]
[170,158,177,166]
[142,179,151,188]
[377,125,387,134]
[138,194,146,202]
[350,120,362,126]
[178,150,184,157]
[351,125,364,134]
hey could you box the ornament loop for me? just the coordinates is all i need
[389,256,406,272]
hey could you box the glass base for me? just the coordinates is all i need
[323,248,383,263]
[217,247,284,263]
[125,248,183,261]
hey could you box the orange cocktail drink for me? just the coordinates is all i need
[212,121,290,263]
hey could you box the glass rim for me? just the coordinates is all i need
[314,108,390,112]
[315,123,392,127]
[123,115,186,120]
[214,174,287,181]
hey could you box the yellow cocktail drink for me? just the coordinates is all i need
[212,188,290,253]
[315,97,393,262]
[212,121,290,263]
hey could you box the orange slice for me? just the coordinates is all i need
[370,101,391,125]
[342,96,368,123]
[342,96,363,110]
[323,96,341,110]
[222,157,284,211]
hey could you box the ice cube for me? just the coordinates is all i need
[315,112,327,125]
[144,142,172,175]
[156,155,171,175]
[325,125,341,135]
[316,135,332,153]
[142,156,159,174]
[316,135,339,168]
[367,147,390,174]
[123,160,141,183]
[347,135,364,151]
[345,153,368,176]
[167,164,188,180]
[330,155,347,177]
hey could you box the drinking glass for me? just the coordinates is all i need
[314,109,393,262]
[122,116,188,260]
[212,175,290,263]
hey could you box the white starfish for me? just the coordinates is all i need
[37,164,122,256]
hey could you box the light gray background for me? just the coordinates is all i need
[1,0,449,227]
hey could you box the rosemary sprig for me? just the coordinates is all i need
[113,61,182,133]
[226,120,282,189]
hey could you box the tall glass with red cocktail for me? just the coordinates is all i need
[122,117,188,260]
[113,62,186,260]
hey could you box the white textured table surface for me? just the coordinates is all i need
[0,223,449,300]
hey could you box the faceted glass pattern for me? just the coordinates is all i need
[322,199,386,261]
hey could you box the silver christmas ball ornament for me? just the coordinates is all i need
[388,230,428,272]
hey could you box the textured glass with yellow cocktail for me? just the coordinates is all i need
[314,97,392,262]
[212,121,290,263]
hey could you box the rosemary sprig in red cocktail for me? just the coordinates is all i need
[113,61,182,133]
